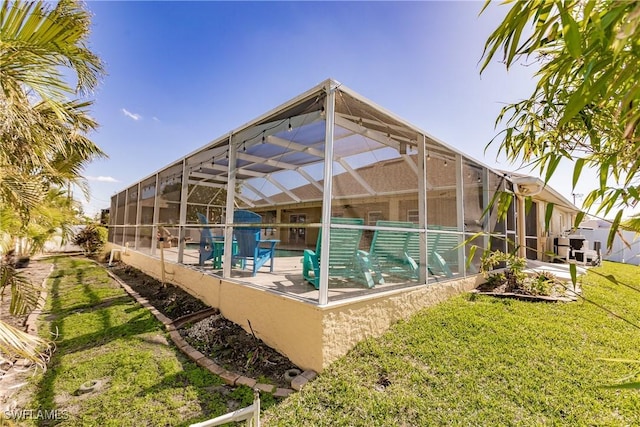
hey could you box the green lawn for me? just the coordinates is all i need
[26,257,253,427]
[264,262,640,426]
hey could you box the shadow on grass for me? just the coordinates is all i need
[33,259,159,426]
[32,256,239,426]
[43,295,133,320]
[137,365,276,427]
[33,260,63,425]
[135,361,227,427]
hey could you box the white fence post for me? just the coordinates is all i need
[189,389,260,427]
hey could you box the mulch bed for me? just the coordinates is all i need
[474,281,580,302]
[108,263,299,388]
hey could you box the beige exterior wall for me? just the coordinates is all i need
[106,243,481,372]
[531,200,576,261]
[320,274,483,366]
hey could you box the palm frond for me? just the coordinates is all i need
[0,263,41,316]
[0,320,52,372]
[0,0,105,101]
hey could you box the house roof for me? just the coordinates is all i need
[506,171,577,211]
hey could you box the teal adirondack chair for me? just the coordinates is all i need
[363,220,419,283]
[197,212,217,265]
[302,218,376,289]
[405,226,453,279]
[232,210,278,276]
[429,226,458,277]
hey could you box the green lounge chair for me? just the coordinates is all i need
[362,220,419,283]
[429,226,457,277]
[426,226,480,277]
[302,217,376,289]
[405,226,453,279]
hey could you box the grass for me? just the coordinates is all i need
[264,261,640,426]
[24,256,237,427]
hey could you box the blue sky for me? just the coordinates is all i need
[82,1,604,217]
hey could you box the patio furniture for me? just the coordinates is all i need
[403,226,453,279]
[360,220,418,284]
[232,210,278,276]
[197,212,220,266]
[573,239,600,266]
[302,217,376,289]
[197,212,236,268]
[427,226,456,278]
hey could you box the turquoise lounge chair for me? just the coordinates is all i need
[428,226,457,277]
[405,226,453,279]
[232,210,278,276]
[302,217,376,289]
[362,220,418,283]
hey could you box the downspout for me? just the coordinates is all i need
[512,177,544,259]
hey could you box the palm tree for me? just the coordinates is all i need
[0,0,106,368]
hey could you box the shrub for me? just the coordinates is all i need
[73,224,107,255]
[481,251,527,292]
[480,251,561,296]
[524,271,562,296]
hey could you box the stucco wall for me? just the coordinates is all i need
[106,243,481,372]
[321,275,483,366]
[106,243,324,371]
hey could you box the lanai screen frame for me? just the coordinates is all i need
[108,78,517,306]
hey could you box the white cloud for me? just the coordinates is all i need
[152,116,160,122]
[121,108,142,121]
[87,176,119,183]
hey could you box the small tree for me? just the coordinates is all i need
[0,0,105,370]
[73,224,108,256]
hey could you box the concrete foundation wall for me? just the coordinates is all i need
[321,275,483,366]
[106,243,324,371]
[106,243,480,372]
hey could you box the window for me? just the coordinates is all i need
[407,209,419,224]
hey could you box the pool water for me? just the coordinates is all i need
[185,243,303,258]
[274,249,305,258]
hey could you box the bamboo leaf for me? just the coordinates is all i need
[558,4,582,58]
[545,154,562,183]
[545,203,555,233]
[601,382,640,390]
[607,211,623,249]
[569,263,577,287]
[599,163,608,190]
[466,245,478,270]
[573,211,585,229]
[582,0,596,30]
[572,158,585,190]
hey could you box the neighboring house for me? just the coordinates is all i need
[579,219,640,266]
[105,79,579,372]
[42,225,85,253]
